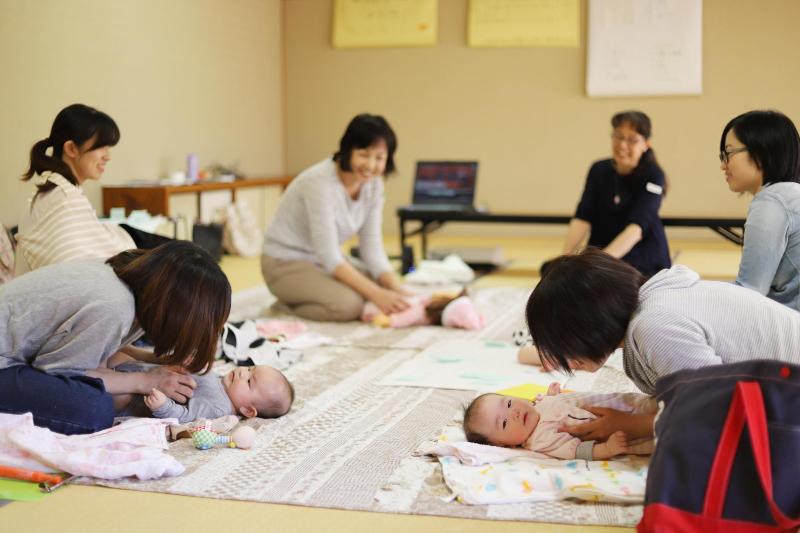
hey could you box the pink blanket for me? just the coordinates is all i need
[0,413,184,480]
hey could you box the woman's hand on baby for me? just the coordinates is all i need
[371,288,411,315]
[146,366,196,403]
[560,406,634,441]
[144,388,167,410]
[376,272,412,294]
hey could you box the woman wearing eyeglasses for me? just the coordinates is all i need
[720,110,800,310]
[552,111,670,277]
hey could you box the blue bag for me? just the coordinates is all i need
[639,360,800,532]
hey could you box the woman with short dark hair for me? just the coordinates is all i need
[720,110,800,310]
[549,111,670,277]
[0,241,231,434]
[524,248,800,441]
[262,114,408,321]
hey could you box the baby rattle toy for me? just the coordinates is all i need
[191,425,256,450]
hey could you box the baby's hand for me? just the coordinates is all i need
[144,388,167,410]
[605,431,628,457]
[547,382,562,396]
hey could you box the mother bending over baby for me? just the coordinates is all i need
[0,241,231,434]
[522,248,800,442]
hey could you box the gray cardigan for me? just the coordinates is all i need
[0,259,142,375]
[262,158,392,278]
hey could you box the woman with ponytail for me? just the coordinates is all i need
[15,104,166,275]
[546,111,671,277]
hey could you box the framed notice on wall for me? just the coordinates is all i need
[468,0,580,48]
[586,0,703,97]
[332,0,437,48]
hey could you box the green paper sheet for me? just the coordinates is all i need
[0,479,46,502]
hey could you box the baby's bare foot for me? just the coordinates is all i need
[606,431,628,456]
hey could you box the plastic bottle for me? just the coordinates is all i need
[186,153,199,183]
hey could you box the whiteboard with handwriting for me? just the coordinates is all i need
[586,0,702,97]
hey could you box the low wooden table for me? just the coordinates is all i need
[102,176,293,216]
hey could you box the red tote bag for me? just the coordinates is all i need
[639,380,800,532]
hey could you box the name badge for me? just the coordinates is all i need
[646,182,663,195]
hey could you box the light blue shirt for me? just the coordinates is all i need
[735,181,800,311]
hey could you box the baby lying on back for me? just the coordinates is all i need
[463,383,655,460]
[113,360,294,424]
[361,290,485,330]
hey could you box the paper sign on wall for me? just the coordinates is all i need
[586,0,703,96]
[333,0,437,48]
[467,0,580,48]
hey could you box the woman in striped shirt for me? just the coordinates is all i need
[523,248,800,441]
[15,104,167,276]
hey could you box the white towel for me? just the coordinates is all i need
[419,426,648,505]
[417,438,550,465]
[404,255,475,285]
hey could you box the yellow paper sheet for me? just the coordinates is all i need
[497,383,574,400]
[333,0,437,48]
[496,383,550,400]
[468,0,580,48]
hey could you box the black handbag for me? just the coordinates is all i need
[191,222,224,262]
[639,360,800,532]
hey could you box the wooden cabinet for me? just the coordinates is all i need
[102,176,293,216]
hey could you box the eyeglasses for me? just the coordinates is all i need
[719,147,748,164]
[611,133,645,145]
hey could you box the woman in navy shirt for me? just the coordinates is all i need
[558,111,670,277]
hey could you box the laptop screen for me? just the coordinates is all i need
[412,161,478,206]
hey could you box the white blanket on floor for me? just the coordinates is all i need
[0,413,184,480]
[420,426,648,504]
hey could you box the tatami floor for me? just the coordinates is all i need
[224,232,742,294]
[2,233,741,533]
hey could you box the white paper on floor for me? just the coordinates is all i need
[379,340,566,391]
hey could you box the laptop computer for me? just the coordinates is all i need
[406,161,479,212]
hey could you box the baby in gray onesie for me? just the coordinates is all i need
[115,361,294,423]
